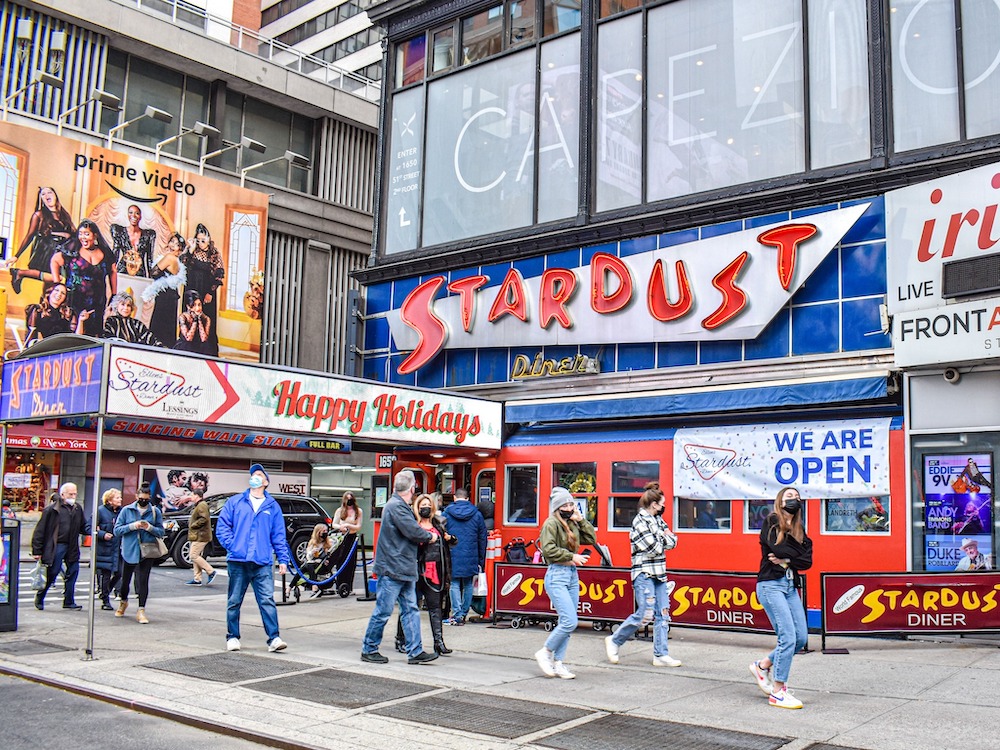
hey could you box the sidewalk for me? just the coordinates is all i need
[2,571,999,750]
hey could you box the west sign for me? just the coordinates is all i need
[386,203,871,374]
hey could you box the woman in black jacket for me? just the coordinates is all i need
[95,489,123,610]
[395,494,456,656]
[749,487,813,710]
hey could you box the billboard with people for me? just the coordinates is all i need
[0,121,269,362]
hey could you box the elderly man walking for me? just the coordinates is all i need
[361,469,439,665]
[31,482,91,610]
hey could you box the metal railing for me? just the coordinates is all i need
[116,0,381,102]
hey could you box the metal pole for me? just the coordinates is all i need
[84,415,105,660]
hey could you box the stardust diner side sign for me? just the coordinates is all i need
[103,346,501,450]
[0,347,104,421]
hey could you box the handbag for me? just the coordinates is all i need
[472,569,488,597]
[139,536,168,559]
[30,561,46,590]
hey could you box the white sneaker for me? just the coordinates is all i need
[226,638,241,652]
[604,635,620,664]
[749,661,773,694]
[769,688,803,709]
[652,654,682,667]
[268,636,287,652]
[553,661,576,679]
[534,647,556,677]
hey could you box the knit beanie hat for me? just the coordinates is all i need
[550,486,574,515]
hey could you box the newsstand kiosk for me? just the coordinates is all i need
[0,516,18,631]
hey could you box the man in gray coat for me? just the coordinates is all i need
[361,470,439,664]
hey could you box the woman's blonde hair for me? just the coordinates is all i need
[101,488,121,505]
[308,523,330,549]
[772,487,805,544]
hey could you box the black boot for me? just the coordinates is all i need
[394,616,407,653]
[429,608,452,655]
[10,268,22,295]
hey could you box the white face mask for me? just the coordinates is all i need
[64,497,76,505]
[249,476,264,489]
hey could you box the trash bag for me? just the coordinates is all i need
[30,562,46,591]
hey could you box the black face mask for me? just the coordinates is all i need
[653,506,665,517]
[137,498,149,508]
[558,509,574,521]
[419,507,433,518]
[319,532,328,540]
[782,499,801,515]
[346,498,355,506]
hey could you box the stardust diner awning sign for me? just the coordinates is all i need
[1,347,104,421]
[103,346,501,449]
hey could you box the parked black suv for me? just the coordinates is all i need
[161,493,332,568]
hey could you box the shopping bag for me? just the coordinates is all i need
[30,561,46,591]
[472,570,488,597]
[139,537,168,559]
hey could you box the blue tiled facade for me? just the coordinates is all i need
[362,198,891,387]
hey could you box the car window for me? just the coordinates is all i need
[209,496,229,514]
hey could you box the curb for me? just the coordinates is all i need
[0,663,326,750]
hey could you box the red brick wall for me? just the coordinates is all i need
[232,0,262,32]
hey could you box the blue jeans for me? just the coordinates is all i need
[41,543,80,605]
[756,576,809,684]
[450,576,474,620]
[612,573,673,657]
[543,565,579,662]
[363,576,423,657]
[227,561,280,644]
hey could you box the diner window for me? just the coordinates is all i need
[823,497,890,533]
[432,26,455,73]
[553,462,597,527]
[609,460,659,529]
[505,464,539,525]
[509,0,536,46]
[462,6,504,65]
[677,499,731,530]
[543,0,581,36]
[396,35,426,88]
[746,498,810,533]
[599,0,641,18]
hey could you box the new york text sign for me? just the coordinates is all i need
[387,204,870,374]
[103,346,502,449]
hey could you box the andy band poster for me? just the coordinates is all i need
[0,121,269,362]
[923,453,994,572]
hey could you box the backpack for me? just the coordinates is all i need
[504,538,530,564]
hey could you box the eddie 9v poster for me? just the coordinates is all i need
[0,121,269,362]
[923,453,994,572]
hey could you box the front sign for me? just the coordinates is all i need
[5,431,97,452]
[670,571,774,633]
[674,418,891,499]
[823,572,1000,634]
[887,162,1000,366]
[0,346,103,421]
[387,203,871,374]
[104,346,502,449]
[492,563,635,622]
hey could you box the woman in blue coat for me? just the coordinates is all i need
[114,485,165,624]
[95,488,122,610]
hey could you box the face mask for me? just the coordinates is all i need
[782,499,801,515]
[346,498,355,506]
[64,497,76,506]
[558,509,574,521]
[319,532,328,540]
[137,498,149,508]
[249,476,264,489]
[653,506,665,517]
[419,507,433,518]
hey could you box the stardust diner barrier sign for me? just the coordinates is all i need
[0,346,104,421]
[669,571,776,633]
[823,572,1000,635]
[492,563,636,622]
[103,345,502,449]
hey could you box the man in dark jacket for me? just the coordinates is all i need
[443,488,488,624]
[31,482,91,610]
[361,469,439,665]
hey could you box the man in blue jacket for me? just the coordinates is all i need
[443,488,487,624]
[216,464,290,653]
[361,469,439,665]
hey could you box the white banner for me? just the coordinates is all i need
[674,418,891,499]
[105,346,502,450]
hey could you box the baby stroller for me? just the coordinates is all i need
[288,533,353,601]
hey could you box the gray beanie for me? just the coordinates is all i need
[550,486,574,515]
